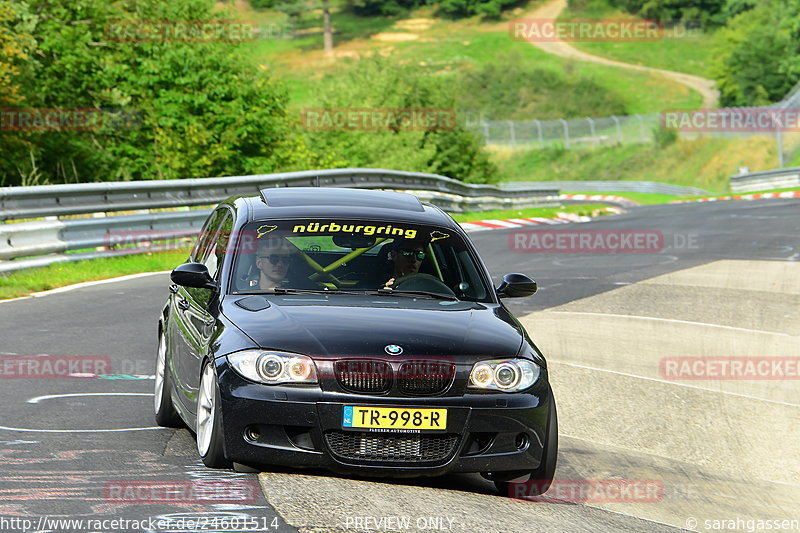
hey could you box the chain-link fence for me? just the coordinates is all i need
[468,114,660,148]
[468,82,800,165]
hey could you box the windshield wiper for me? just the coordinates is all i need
[369,288,459,301]
[242,288,360,295]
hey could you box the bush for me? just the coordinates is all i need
[304,56,497,183]
[344,0,427,17]
[437,0,528,19]
[607,0,733,27]
[653,126,678,147]
[455,51,629,120]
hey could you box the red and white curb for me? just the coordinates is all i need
[673,190,800,203]
[560,194,639,207]
[460,212,595,233]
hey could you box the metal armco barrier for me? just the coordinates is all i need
[502,181,709,196]
[0,168,558,221]
[730,167,800,193]
[0,169,560,273]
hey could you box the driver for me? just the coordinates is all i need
[383,239,428,289]
[254,235,296,290]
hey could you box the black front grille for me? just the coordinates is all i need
[397,361,455,395]
[335,360,392,393]
[325,431,459,462]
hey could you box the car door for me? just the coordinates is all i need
[172,209,228,413]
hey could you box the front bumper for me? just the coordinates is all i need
[214,360,553,478]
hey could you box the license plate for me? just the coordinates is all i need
[342,406,447,432]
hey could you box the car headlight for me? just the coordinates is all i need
[468,358,540,392]
[227,350,318,385]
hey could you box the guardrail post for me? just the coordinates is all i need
[533,119,544,147]
[560,119,570,149]
[507,120,517,148]
[611,116,622,144]
[587,117,598,145]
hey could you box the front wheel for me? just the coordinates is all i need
[494,396,558,498]
[154,331,183,428]
[196,361,231,469]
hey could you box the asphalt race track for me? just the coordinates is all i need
[0,199,798,533]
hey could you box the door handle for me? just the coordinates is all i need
[178,299,190,310]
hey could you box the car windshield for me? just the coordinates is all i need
[229,218,492,302]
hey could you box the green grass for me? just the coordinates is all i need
[563,191,680,205]
[0,249,191,300]
[451,204,612,223]
[236,3,703,114]
[562,1,716,79]
[679,186,800,200]
[491,134,780,193]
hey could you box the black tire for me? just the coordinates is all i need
[154,330,183,428]
[196,361,231,469]
[495,395,558,498]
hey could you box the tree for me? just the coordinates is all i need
[712,1,800,106]
[1,0,330,185]
[270,0,334,55]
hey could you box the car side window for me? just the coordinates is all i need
[206,213,233,281]
[184,210,230,308]
[195,209,225,263]
[191,210,225,263]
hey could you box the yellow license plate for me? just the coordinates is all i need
[342,406,447,432]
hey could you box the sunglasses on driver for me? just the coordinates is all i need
[397,249,426,261]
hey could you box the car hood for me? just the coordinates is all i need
[221,296,524,360]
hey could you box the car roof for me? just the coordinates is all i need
[233,187,457,228]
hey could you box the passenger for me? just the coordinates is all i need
[254,235,296,290]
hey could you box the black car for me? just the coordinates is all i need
[156,187,557,496]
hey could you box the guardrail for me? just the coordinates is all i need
[0,168,558,221]
[502,181,709,196]
[0,168,560,273]
[730,167,800,193]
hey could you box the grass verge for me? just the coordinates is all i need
[0,249,191,300]
[491,135,780,192]
[561,1,715,79]
[450,204,611,223]
[563,191,679,205]
[235,3,702,114]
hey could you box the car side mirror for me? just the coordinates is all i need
[496,273,537,298]
[171,262,218,290]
